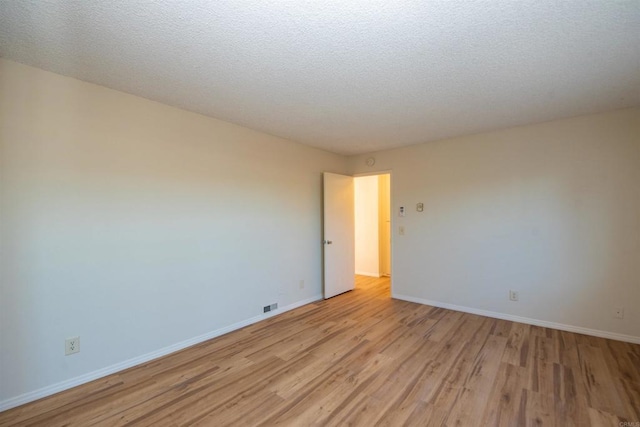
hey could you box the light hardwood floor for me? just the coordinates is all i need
[1,276,639,426]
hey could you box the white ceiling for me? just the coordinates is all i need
[1,1,639,155]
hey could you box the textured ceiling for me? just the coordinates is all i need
[1,1,639,155]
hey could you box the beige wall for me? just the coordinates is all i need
[350,108,640,342]
[354,175,379,276]
[378,174,391,276]
[0,59,347,406]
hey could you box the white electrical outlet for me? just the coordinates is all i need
[399,226,405,235]
[614,307,624,319]
[509,290,519,301]
[299,280,305,289]
[65,336,80,355]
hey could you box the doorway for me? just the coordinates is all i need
[354,173,391,279]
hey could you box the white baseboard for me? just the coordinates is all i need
[392,292,640,345]
[355,271,381,278]
[0,294,323,413]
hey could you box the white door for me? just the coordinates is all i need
[323,172,355,299]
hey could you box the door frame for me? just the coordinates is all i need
[353,170,393,296]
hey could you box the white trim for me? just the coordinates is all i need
[355,271,381,278]
[0,294,323,412]
[392,292,640,345]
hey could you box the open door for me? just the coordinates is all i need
[323,172,355,299]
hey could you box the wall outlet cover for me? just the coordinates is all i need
[65,336,80,355]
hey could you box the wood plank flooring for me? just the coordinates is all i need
[1,276,639,426]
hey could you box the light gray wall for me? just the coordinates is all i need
[0,59,347,404]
